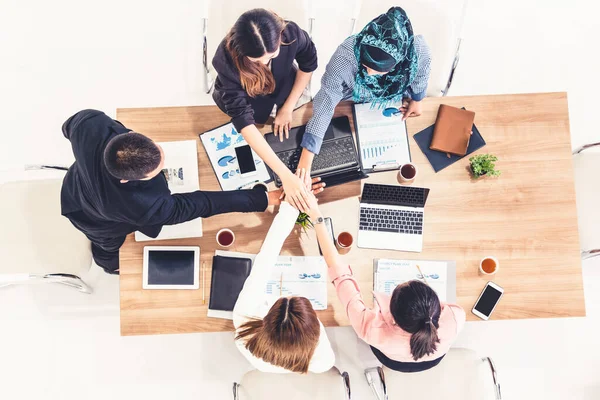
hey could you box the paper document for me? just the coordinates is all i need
[354,102,411,171]
[135,140,203,241]
[374,259,449,302]
[214,251,328,312]
[199,123,271,190]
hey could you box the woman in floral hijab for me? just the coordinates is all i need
[295,7,431,181]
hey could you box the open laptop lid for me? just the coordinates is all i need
[264,116,353,153]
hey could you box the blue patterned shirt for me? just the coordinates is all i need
[302,35,431,154]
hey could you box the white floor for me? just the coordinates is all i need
[1,0,600,399]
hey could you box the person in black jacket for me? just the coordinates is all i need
[60,109,324,275]
[212,8,317,213]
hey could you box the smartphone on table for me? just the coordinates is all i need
[318,217,335,256]
[472,281,504,320]
[235,145,257,178]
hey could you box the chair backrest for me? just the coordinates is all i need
[0,179,92,275]
[572,151,600,251]
[207,1,310,76]
[382,348,498,399]
[237,367,349,400]
[355,0,466,97]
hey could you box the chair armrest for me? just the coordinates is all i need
[442,38,462,96]
[573,142,600,155]
[25,164,69,171]
[341,371,351,400]
[364,367,386,400]
[202,17,214,94]
[582,249,600,260]
[232,382,239,400]
[484,357,502,399]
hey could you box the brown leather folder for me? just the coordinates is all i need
[429,104,475,156]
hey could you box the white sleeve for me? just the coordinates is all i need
[232,202,299,328]
[308,323,336,373]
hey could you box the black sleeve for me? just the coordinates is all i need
[212,44,256,132]
[289,22,318,73]
[61,109,105,141]
[141,186,269,227]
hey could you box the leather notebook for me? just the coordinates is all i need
[208,255,252,312]
[429,104,476,156]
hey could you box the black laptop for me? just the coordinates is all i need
[264,116,368,188]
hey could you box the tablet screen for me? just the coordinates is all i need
[147,250,196,286]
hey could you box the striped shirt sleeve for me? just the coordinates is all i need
[407,35,431,101]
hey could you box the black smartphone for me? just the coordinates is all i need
[234,145,257,177]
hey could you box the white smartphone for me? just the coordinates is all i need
[472,281,504,320]
[235,145,257,177]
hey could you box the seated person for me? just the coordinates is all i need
[60,109,325,274]
[295,7,432,182]
[212,8,317,210]
[304,191,465,373]
[233,170,334,373]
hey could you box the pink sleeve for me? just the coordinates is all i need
[328,263,379,343]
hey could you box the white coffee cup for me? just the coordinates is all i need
[479,256,499,276]
[216,228,236,248]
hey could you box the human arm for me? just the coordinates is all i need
[141,186,270,227]
[233,202,299,326]
[273,23,317,139]
[304,189,379,342]
[402,35,432,120]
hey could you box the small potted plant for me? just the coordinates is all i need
[469,154,501,179]
[296,212,314,233]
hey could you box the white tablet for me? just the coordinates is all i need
[143,246,200,290]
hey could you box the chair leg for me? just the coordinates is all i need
[0,273,93,294]
[442,38,463,96]
[484,357,502,399]
[341,371,352,399]
[202,18,214,94]
[232,382,240,400]
[582,249,600,261]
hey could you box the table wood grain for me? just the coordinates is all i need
[117,92,585,336]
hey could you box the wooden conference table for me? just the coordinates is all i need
[117,92,585,336]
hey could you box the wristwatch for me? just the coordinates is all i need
[314,216,324,225]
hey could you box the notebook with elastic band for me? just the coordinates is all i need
[207,255,253,320]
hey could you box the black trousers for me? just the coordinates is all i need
[370,346,445,373]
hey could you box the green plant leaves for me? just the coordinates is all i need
[469,154,501,178]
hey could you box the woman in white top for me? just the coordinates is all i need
[232,181,335,374]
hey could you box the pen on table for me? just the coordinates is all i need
[237,180,260,190]
[416,264,428,285]
[202,261,206,305]
[279,273,283,297]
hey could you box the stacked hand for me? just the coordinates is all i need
[277,168,325,211]
[400,99,422,121]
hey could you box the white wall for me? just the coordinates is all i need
[1,0,600,399]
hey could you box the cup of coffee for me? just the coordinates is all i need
[336,232,354,254]
[398,163,418,184]
[216,228,235,248]
[479,256,499,276]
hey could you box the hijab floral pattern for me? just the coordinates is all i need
[353,7,418,108]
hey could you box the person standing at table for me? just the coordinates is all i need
[294,7,431,181]
[60,109,325,275]
[233,170,335,373]
[303,191,466,373]
[212,8,317,211]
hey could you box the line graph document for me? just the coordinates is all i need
[354,102,411,172]
[374,259,453,302]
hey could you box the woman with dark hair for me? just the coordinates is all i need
[233,170,335,373]
[303,192,465,373]
[212,9,317,211]
[295,7,431,181]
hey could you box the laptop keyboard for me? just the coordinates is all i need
[361,183,429,208]
[277,136,358,175]
[359,207,423,235]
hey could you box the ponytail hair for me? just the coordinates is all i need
[390,280,441,361]
[225,9,287,98]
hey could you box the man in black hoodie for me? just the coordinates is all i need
[60,109,323,274]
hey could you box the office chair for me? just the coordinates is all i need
[364,348,501,400]
[202,0,311,95]
[572,142,600,261]
[232,367,351,400]
[0,177,93,294]
[355,0,468,97]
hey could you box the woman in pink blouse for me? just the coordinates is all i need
[305,190,466,372]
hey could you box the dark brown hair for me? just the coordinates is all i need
[225,8,287,97]
[390,280,442,361]
[235,297,320,373]
[103,133,161,181]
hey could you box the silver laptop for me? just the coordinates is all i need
[358,183,430,252]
